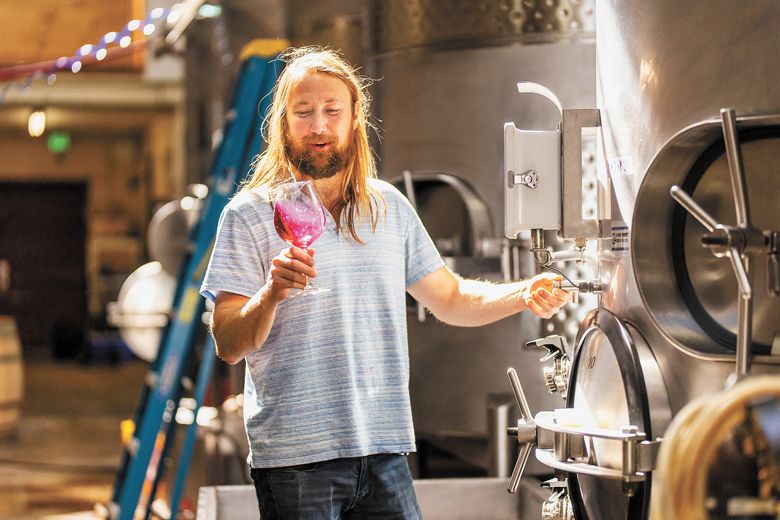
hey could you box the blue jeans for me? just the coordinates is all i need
[250,453,422,519]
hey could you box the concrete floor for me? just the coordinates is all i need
[0,359,175,519]
[0,357,545,519]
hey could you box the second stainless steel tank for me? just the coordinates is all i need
[369,0,597,473]
[546,1,780,518]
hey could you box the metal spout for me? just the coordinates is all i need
[531,229,552,265]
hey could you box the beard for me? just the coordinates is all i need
[285,132,356,180]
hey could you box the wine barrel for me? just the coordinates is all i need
[0,316,23,439]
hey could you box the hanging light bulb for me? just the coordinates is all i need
[28,109,46,137]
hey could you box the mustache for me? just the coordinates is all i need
[302,135,337,145]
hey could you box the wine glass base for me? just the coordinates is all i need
[304,287,329,295]
[292,284,329,297]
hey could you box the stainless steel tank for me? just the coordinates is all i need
[107,189,205,362]
[518,1,780,518]
[368,0,597,473]
[598,0,780,411]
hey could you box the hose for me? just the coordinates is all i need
[650,375,780,520]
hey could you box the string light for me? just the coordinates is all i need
[0,3,196,104]
[166,10,180,24]
[22,72,37,92]
[198,4,222,18]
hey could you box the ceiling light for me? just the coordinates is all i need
[28,109,46,137]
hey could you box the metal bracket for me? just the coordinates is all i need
[526,335,571,398]
[504,368,664,495]
[508,169,539,189]
[533,412,660,483]
[561,108,608,240]
[526,334,569,360]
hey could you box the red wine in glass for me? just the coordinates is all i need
[272,180,327,294]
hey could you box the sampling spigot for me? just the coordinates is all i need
[553,279,604,295]
[530,230,600,299]
[531,231,591,268]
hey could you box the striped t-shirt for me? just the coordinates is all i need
[200,179,444,468]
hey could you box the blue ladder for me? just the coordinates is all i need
[109,39,287,520]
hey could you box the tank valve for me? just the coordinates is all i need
[526,335,570,399]
[553,279,604,294]
[542,488,574,520]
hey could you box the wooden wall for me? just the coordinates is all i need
[0,105,180,329]
[0,2,187,355]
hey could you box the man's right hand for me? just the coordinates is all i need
[267,246,316,300]
[213,250,313,363]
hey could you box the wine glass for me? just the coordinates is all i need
[272,180,328,294]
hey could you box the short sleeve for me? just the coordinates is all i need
[200,203,266,302]
[403,199,445,287]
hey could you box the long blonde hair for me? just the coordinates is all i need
[242,47,383,243]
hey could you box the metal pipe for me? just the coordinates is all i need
[488,400,513,478]
[670,186,717,232]
[507,443,532,494]
[511,243,522,280]
[501,240,511,282]
[720,108,751,228]
[549,249,587,263]
[506,368,532,421]
[768,232,780,296]
[768,252,780,297]
[402,170,418,210]
[621,426,638,477]
[728,248,752,299]
[531,229,544,251]
[554,431,569,461]
[736,256,753,378]
[531,229,551,265]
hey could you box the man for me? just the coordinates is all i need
[200,47,571,519]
